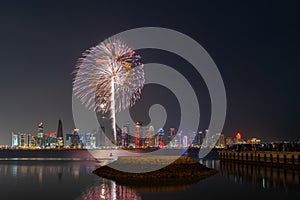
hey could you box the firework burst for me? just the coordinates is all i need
[73,39,144,142]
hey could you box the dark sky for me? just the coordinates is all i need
[0,1,299,144]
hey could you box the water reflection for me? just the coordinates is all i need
[4,159,299,199]
[0,161,142,200]
[0,161,95,181]
[77,178,141,200]
[201,159,300,192]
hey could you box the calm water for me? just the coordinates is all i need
[0,159,299,200]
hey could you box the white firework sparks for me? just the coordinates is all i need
[73,39,144,142]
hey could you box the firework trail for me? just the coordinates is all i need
[73,39,144,143]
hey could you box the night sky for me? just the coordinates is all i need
[0,1,299,145]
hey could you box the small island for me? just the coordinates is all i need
[93,156,218,187]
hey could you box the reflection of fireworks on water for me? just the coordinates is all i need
[73,39,144,142]
[77,182,141,200]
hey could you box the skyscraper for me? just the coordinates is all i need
[11,132,19,147]
[219,133,225,147]
[169,128,176,147]
[56,119,64,148]
[71,128,79,148]
[19,133,31,148]
[148,125,155,147]
[122,122,130,146]
[157,128,165,148]
[183,136,188,148]
[135,122,142,148]
[36,123,44,148]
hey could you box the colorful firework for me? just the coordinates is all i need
[73,39,144,142]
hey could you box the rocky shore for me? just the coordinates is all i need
[93,156,218,187]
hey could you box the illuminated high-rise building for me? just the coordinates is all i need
[36,123,44,148]
[90,134,96,148]
[56,119,64,148]
[176,131,182,148]
[79,132,96,148]
[233,132,245,144]
[219,133,225,147]
[50,132,57,148]
[168,128,176,147]
[65,133,73,147]
[71,128,80,148]
[121,127,127,147]
[148,125,155,147]
[122,122,132,146]
[135,122,142,148]
[226,137,233,145]
[43,133,51,148]
[183,135,188,148]
[31,136,37,147]
[11,132,19,147]
[19,133,31,148]
[116,127,122,146]
[157,128,165,148]
[193,132,201,147]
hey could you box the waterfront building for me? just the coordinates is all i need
[250,137,261,144]
[183,135,188,147]
[56,119,64,148]
[43,133,51,148]
[233,132,246,144]
[11,132,19,147]
[49,132,57,148]
[202,129,210,147]
[19,133,31,148]
[122,123,130,147]
[70,128,80,148]
[36,123,44,148]
[31,136,37,148]
[213,133,225,148]
[65,133,73,147]
[148,125,155,147]
[192,131,201,147]
[121,128,126,147]
[79,132,97,148]
[156,128,165,148]
[168,128,176,147]
[135,122,142,148]
[176,131,182,147]
[219,133,225,147]
[116,127,122,146]
[226,137,233,146]
[90,134,96,148]
[199,131,206,146]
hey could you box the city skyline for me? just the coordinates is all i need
[2,121,297,146]
[1,118,288,148]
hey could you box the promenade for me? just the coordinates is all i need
[219,150,300,167]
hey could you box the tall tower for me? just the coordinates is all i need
[169,128,176,147]
[71,128,79,148]
[135,122,142,148]
[157,128,165,148]
[56,119,64,148]
[37,123,44,148]
[148,125,155,147]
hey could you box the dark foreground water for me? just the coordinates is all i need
[0,159,299,200]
